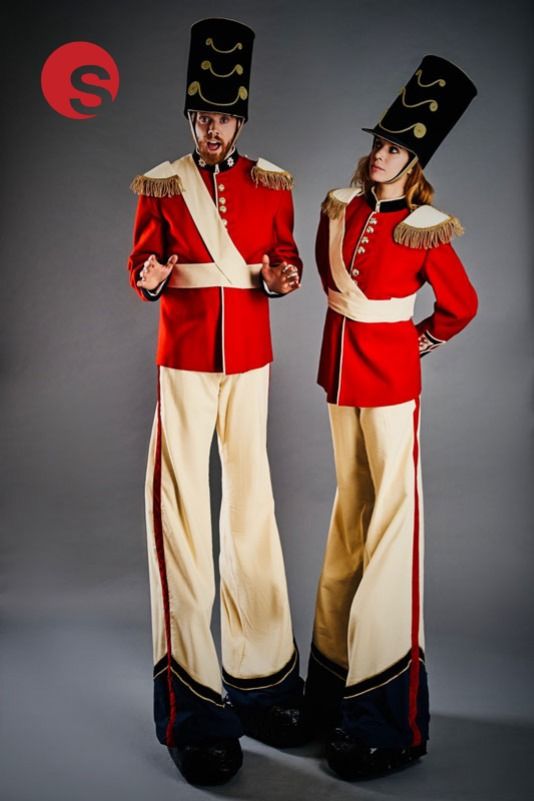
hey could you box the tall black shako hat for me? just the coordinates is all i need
[363,55,477,166]
[185,18,255,121]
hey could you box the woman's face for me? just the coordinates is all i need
[369,136,411,184]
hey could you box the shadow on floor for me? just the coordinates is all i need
[2,621,532,801]
[143,714,534,801]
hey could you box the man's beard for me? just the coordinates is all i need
[197,137,233,165]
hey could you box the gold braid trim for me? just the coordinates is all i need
[393,216,464,249]
[251,165,293,190]
[129,174,183,198]
[321,191,347,220]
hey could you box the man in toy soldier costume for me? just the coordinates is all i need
[128,18,305,786]
[305,55,478,779]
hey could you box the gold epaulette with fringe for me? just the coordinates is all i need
[394,205,464,248]
[251,158,293,190]
[321,187,363,219]
[130,160,183,198]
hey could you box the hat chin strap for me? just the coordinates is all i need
[187,111,245,161]
[381,153,418,185]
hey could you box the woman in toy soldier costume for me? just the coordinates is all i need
[305,55,478,779]
[128,18,307,787]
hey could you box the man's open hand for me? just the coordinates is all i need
[137,254,178,291]
[261,254,300,294]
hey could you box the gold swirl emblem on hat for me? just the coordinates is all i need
[201,60,244,78]
[205,37,243,53]
[187,81,248,105]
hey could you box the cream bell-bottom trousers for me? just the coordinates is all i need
[306,399,429,748]
[145,365,300,747]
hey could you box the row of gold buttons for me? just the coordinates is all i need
[351,213,378,278]
[218,182,228,225]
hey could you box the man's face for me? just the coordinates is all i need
[193,112,240,164]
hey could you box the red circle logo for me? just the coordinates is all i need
[41,42,119,119]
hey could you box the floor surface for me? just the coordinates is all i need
[2,620,533,801]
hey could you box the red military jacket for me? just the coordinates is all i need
[128,151,302,374]
[317,188,478,407]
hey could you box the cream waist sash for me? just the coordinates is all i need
[327,287,416,323]
[167,262,263,289]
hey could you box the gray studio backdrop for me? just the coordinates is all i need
[2,1,533,799]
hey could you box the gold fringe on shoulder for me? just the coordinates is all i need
[129,174,183,198]
[251,165,293,190]
[393,216,464,249]
[321,191,347,220]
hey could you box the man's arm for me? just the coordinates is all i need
[261,189,303,297]
[127,195,172,302]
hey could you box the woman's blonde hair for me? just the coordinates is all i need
[351,154,434,209]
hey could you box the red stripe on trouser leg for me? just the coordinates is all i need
[152,368,177,746]
[408,397,422,746]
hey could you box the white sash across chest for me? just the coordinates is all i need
[327,190,416,323]
[167,154,261,289]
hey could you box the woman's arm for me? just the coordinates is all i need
[315,211,330,294]
[416,242,478,350]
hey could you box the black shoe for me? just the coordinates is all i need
[234,701,313,748]
[168,737,243,785]
[303,697,341,741]
[326,728,427,780]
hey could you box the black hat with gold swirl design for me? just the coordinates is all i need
[363,55,477,166]
[185,18,254,121]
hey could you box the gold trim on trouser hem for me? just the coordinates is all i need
[223,650,298,691]
[145,365,295,697]
[313,400,425,688]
